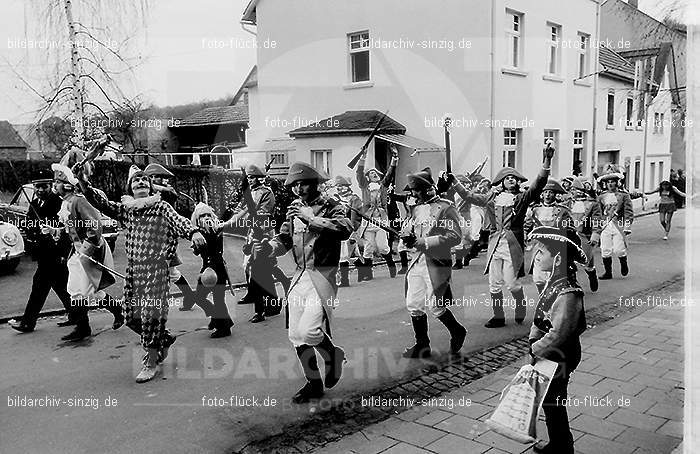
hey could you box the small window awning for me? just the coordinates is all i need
[375,134,445,152]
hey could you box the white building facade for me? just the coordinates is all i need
[240,0,600,185]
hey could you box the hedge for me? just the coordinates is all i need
[0,160,293,234]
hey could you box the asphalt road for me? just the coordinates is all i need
[0,212,686,453]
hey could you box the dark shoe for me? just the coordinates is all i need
[317,335,346,389]
[208,318,216,330]
[354,259,365,282]
[61,326,91,341]
[383,254,397,278]
[159,333,177,363]
[338,262,350,287]
[512,289,527,324]
[292,380,324,404]
[107,302,124,330]
[210,328,231,338]
[9,321,34,333]
[363,259,374,281]
[437,309,467,354]
[397,251,409,275]
[264,299,282,316]
[586,269,599,292]
[619,256,629,276]
[249,313,265,323]
[402,314,431,358]
[599,257,613,280]
[484,317,506,328]
[56,318,77,327]
[532,441,552,454]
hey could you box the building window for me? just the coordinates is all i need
[626,97,634,128]
[544,130,559,175]
[649,162,656,189]
[659,161,664,183]
[573,131,586,174]
[349,31,370,83]
[634,160,641,189]
[506,10,523,68]
[503,128,519,168]
[546,23,562,75]
[312,149,332,176]
[607,91,615,127]
[266,151,288,167]
[654,112,665,134]
[577,33,590,78]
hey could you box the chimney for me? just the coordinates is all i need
[628,0,638,8]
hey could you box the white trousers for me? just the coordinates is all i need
[287,271,326,347]
[600,223,627,258]
[405,255,446,318]
[362,227,390,258]
[340,240,358,263]
[488,238,522,294]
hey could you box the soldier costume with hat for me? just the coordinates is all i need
[49,163,123,341]
[524,179,573,293]
[527,226,588,454]
[332,175,363,287]
[399,168,467,359]
[78,165,206,383]
[259,162,353,403]
[449,146,554,328]
[569,177,602,291]
[356,148,398,280]
[10,169,74,333]
[595,170,633,280]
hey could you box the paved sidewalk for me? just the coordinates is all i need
[313,295,685,454]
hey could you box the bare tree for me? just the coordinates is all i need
[13,0,151,151]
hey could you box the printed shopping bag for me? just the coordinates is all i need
[485,359,558,443]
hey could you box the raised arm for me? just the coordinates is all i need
[451,180,490,207]
[79,181,125,225]
[356,156,369,189]
[163,202,199,240]
[672,186,687,198]
[381,149,399,188]
[522,145,554,206]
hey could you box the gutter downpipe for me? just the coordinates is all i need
[592,0,604,183]
[490,0,497,178]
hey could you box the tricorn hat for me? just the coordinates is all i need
[492,167,527,186]
[144,163,174,178]
[334,175,352,186]
[404,167,435,190]
[285,161,329,186]
[245,164,266,177]
[543,179,566,194]
[597,171,624,183]
[32,168,54,184]
[528,226,587,265]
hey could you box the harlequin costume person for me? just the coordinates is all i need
[78,165,206,383]
[528,226,588,454]
[644,180,686,240]
[400,168,467,358]
[333,175,363,287]
[595,171,633,280]
[220,164,281,323]
[258,162,353,403]
[190,203,234,338]
[356,147,398,280]
[49,163,123,341]
[10,169,73,333]
[450,146,554,328]
[567,177,602,291]
[524,179,573,294]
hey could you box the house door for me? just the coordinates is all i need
[597,150,619,175]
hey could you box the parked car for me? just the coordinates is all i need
[0,184,119,252]
[0,220,24,273]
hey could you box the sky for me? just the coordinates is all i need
[0,0,687,124]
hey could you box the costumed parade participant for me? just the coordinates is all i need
[528,226,588,454]
[77,165,206,383]
[644,180,685,240]
[449,144,554,328]
[191,202,234,338]
[331,175,362,287]
[569,177,602,291]
[219,164,281,323]
[356,145,398,281]
[10,169,74,333]
[399,168,467,359]
[524,179,573,294]
[596,170,633,280]
[258,162,353,403]
[558,176,575,207]
[49,163,122,341]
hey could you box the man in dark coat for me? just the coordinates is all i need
[10,169,73,333]
[400,168,466,359]
[450,145,554,328]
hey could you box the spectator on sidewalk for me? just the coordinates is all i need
[528,226,588,454]
[670,169,686,209]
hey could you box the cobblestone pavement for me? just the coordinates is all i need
[237,279,684,454]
